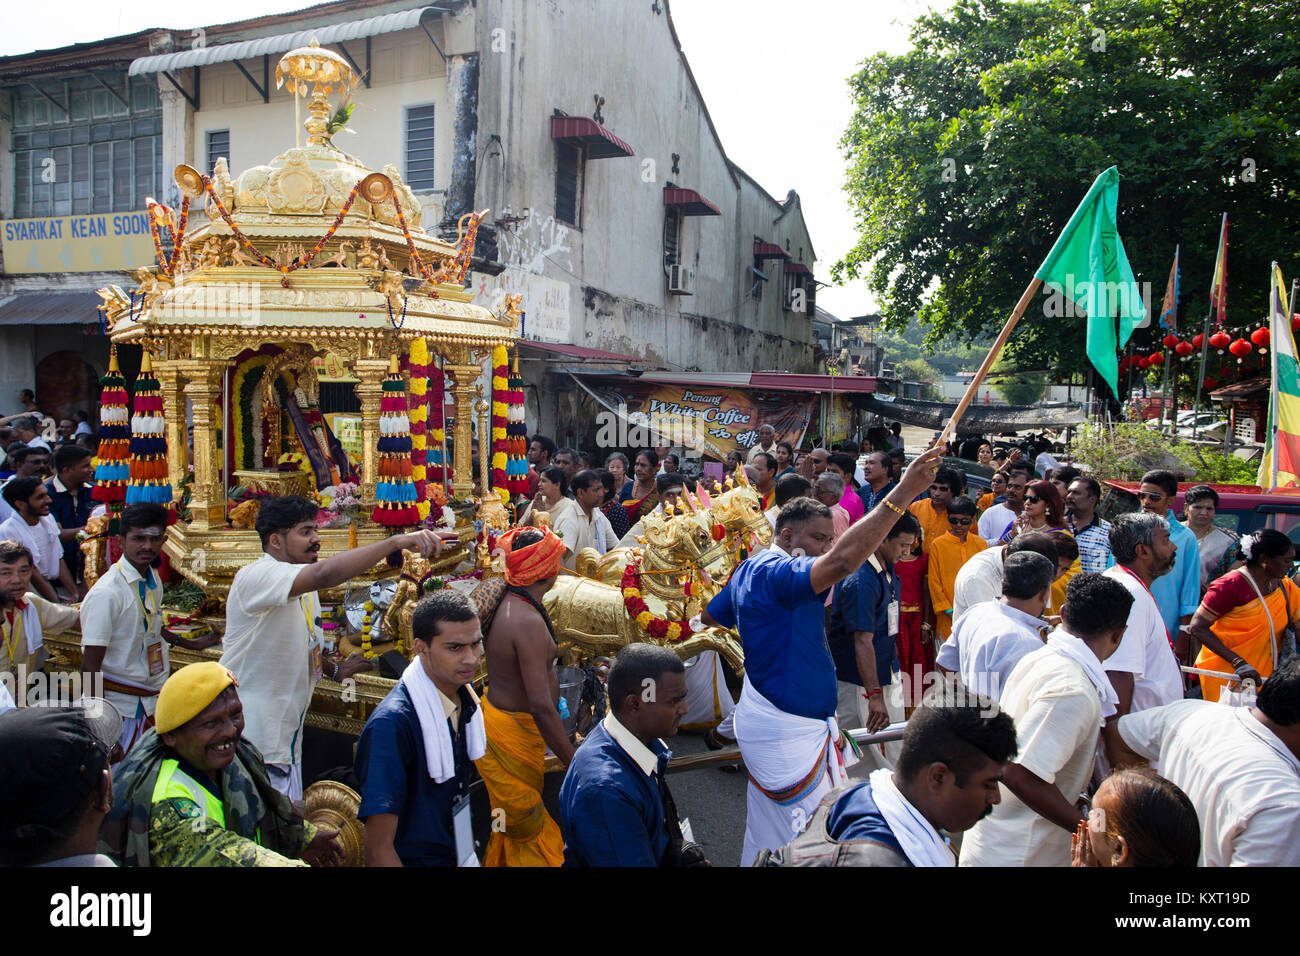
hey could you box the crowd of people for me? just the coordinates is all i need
[2,408,1299,869]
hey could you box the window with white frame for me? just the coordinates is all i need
[206,130,230,175]
[405,105,436,191]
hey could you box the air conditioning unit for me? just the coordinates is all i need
[667,264,695,295]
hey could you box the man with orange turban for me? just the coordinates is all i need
[475,526,573,866]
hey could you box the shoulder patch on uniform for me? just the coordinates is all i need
[166,798,202,818]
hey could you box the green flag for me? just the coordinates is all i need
[1034,166,1146,397]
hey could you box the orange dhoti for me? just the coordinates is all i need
[475,696,565,867]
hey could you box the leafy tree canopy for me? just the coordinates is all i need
[835,0,1300,380]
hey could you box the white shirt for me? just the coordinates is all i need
[26,437,51,451]
[977,504,1016,543]
[746,442,777,464]
[1118,700,1300,867]
[553,505,616,571]
[0,513,62,579]
[80,557,168,718]
[75,422,93,437]
[952,546,1006,621]
[764,505,778,533]
[960,644,1103,867]
[219,553,323,766]
[1101,566,1184,712]
[936,599,1044,701]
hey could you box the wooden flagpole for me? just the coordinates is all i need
[938,277,1043,448]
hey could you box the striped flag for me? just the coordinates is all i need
[1257,264,1300,489]
[1159,246,1180,331]
[1209,214,1229,325]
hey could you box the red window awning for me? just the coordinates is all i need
[753,241,790,261]
[663,187,721,217]
[783,261,812,275]
[549,115,634,159]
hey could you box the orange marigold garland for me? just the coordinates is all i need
[125,352,173,507]
[409,337,431,521]
[92,347,130,528]
[371,354,419,526]
[491,344,509,490]
[621,557,697,642]
[505,350,528,494]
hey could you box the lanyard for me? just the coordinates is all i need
[134,572,160,636]
[3,608,23,664]
[299,593,319,645]
[1116,565,1174,649]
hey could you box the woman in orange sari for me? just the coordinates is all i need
[621,449,661,523]
[1186,529,1299,702]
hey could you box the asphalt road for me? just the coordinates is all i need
[660,729,749,867]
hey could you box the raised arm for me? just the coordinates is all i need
[289,529,456,598]
[809,447,942,595]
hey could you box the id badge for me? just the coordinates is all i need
[453,797,478,867]
[146,639,165,677]
[887,599,900,637]
[311,644,323,683]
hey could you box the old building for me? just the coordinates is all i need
[1,0,820,447]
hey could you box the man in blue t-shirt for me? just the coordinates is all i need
[703,445,942,866]
[355,591,486,867]
[828,512,919,772]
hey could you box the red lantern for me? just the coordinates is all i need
[1149,351,1165,366]
[1292,313,1300,333]
[1209,331,1231,351]
[1175,340,1195,357]
[1162,334,1179,349]
[1203,376,1218,390]
[1251,328,1271,347]
[1192,333,1204,348]
[1229,338,1252,357]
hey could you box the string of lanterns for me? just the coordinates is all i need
[1126,315,1300,373]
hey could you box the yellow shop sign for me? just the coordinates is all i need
[2,212,158,274]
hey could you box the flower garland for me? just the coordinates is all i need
[371,354,419,526]
[491,345,510,490]
[390,192,449,287]
[91,347,130,528]
[145,196,191,276]
[409,338,431,521]
[427,358,446,482]
[505,350,529,494]
[620,557,698,643]
[125,352,172,507]
[201,173,362,285]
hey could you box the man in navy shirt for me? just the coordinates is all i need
[703,445,943,865]
[356,590,486,866]
[46,444,94,587]
[559,643,706,866]
[829,512,919,772]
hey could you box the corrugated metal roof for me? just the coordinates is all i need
[0,291,102,326]
[549,116,634,160]
[518,341,640,363]
[128,6,438,75]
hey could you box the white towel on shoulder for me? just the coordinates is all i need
[868,768,956,867]
[400,660,487,783]
[1045,627,1120,719]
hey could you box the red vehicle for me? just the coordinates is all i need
[1100,480,1300,546]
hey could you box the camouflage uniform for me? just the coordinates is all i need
[101,730,317,867]
[148,795,313,867]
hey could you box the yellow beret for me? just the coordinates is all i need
[155,662,237,735]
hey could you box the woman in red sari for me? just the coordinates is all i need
[894,527,933,712]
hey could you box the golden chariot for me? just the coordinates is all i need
[48,40,762,747]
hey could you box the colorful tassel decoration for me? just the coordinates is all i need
[92,347,131,528]
[125,352,174,508]
[427,358,446,483]
[490,345,509,490]
[408,337,431,521]
[505,350,528,494]
[371,354,420,527]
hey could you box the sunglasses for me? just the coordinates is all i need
[948,517,973,526]
[1136,491,1165,501]
[1024,495,1042,504]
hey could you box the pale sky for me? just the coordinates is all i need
[2,0,948,320]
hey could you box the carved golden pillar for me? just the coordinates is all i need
[154,360,188,500]
[443,362,481,499]
[352,358,390,506]
[178,358,229,531]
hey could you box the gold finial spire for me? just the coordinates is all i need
[276,38,361,148]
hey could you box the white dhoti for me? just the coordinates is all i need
[266,763,304,801]
[836,680,906,776]
[735,677,852,866]
[680,651,736,732]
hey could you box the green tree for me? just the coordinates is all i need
[991,353,1046,404]
[899,357,942,399]
[835,0,1300,380]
